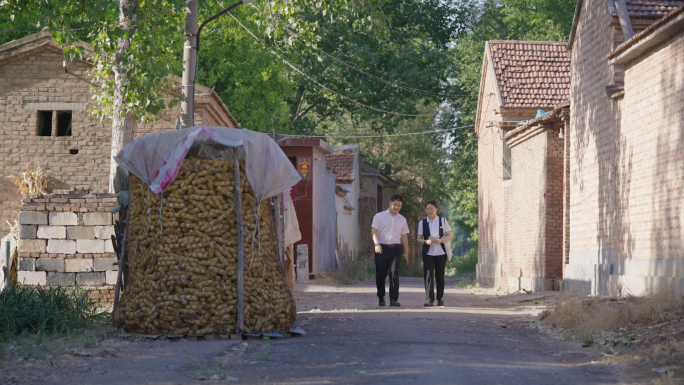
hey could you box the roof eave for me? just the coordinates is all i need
[608,10,684,64]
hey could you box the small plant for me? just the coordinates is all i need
[254,345,270,361]
[578,330,595,347]
[325,259,375,285]
[8,161,52,196]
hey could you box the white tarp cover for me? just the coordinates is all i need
[283,189,301,246]
[114,126,301,200]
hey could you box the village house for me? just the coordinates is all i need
[477,0,684,296]
[564,0,684,296]
[0,31,238,239]
[475,40,571,292]
[0,31,238,293]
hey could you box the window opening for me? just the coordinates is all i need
[37,111,53,136]
[57,111,72,136]
[70,149,79,155]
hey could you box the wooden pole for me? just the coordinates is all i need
[275,193,284,267]
[234,149,245,333]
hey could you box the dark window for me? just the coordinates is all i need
[57,111,72,136]
[37,111,52,136]
[288,156,297,169]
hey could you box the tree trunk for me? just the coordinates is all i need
[109,0,139,193]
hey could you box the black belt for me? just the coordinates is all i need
[381,244,402,248]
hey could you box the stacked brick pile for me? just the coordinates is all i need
[15,186,119,303]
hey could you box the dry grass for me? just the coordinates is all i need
[544,290,680,333]
[8,162,52,196]
[542,289,684,383]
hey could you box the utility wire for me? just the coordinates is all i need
[229,12,441,118]
[0,0,188,33]
[283,124,475,138]
[279,25,472,99]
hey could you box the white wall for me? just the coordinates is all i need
[312,148,337,274]
[333,145,360,261]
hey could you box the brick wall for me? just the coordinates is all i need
[0,37,236,238]
[568,0,619,256]
[16,186,119,303]
[566,0,684,296]
[476,57,505,286]
[617,28,684,261]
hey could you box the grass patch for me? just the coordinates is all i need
[0,283,106,341]
[186,357,230,380]
[322,258,375,285]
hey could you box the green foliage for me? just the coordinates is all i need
[450,247,478,274]
[0,284,105,340]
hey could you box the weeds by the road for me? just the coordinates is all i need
[541,289,684,383]
[0,283,106,340]
[322,259,375,285]
[253,337,272,361]
[186,357,230,381]
[0,283,114,363]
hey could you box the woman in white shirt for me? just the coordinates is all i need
[417,200,452,307]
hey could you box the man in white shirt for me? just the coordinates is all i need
[371,194,410,307]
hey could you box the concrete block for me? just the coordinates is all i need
[83,212,112,226]
[18,239,46,253]
[19,225,37,239]
[76,239,105,254]
[106,271,119,285]
[17,271,46,285]
[94,257,118,272]
[37,225,66,239]
[19,257,35,271]
[47,272,75,286]
[104,239,114,253]
[49,212,78,226]
[35,258,65,272]
[19,211,48,225]
[47,239,76,254]
[76,272,105,286]
[66,226,95,240]
[65,258,93,273]
[94,225,115,240]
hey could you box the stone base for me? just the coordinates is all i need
[564,249,684,297]
[476,250,502,288]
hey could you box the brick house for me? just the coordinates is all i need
[564,0,684,296]
[475,41,570,292]
[0,31,238,238]
[477,0,684,296]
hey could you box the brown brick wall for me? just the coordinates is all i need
[614,28,684,260]
[0,41,235,237]
[568,0,620,255]
[477,58,505,266]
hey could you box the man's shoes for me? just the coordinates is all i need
[379,297,386,306]
[437,299,444,307]
[424,302,434,307]
[389,300,401,307]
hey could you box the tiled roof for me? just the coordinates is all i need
[626,0,683,17]
[609,3,684,60]
[488,41,571,108]
[326,149,355,182]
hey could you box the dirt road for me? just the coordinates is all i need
[2,278,630,384]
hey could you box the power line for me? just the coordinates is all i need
[283,124,475,138]
[0,0,188,33]
[229,12,441,118]
[279,25,472,99]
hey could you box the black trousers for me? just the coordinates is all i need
[423,253,448,302]
[375,245,403,301]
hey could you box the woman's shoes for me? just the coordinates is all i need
[424,302,434,307]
